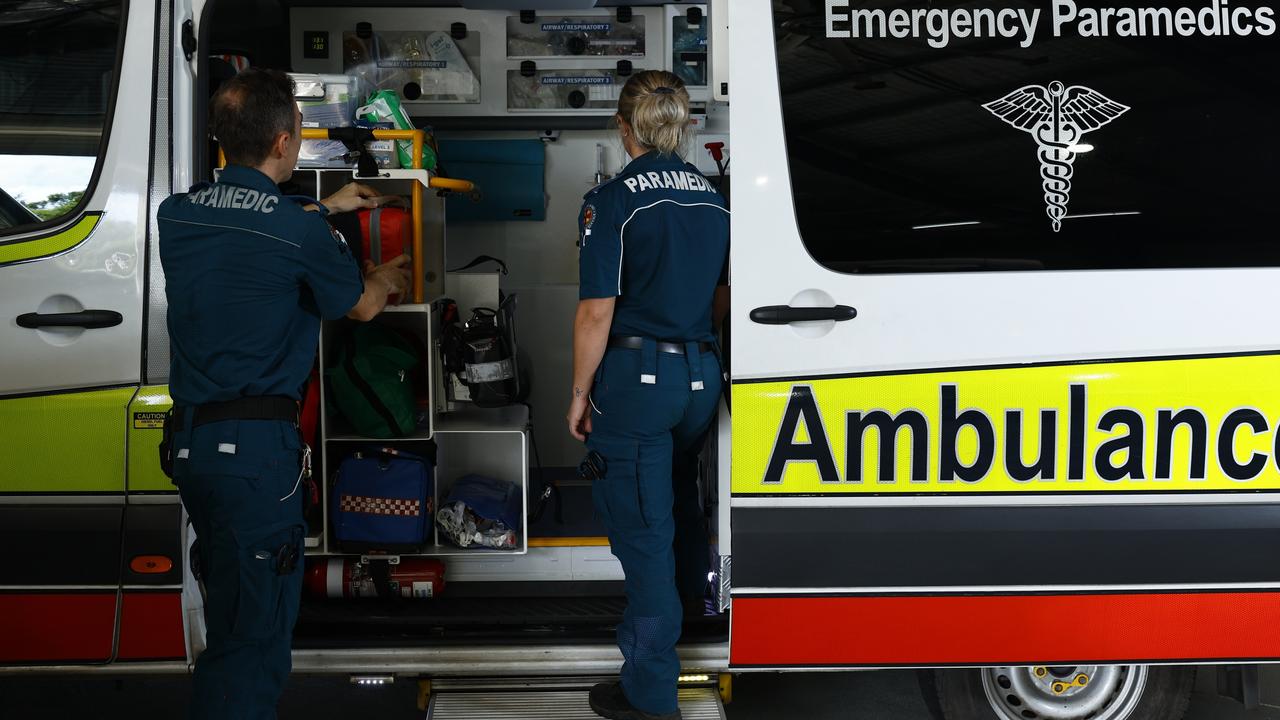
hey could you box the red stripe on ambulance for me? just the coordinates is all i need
[117,592,186,660]
[0,594,116,662]
[731,592,1280,667]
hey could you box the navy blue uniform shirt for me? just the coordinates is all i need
[578,150,729,343]
[158,165,364,406]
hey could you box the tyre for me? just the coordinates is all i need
[934,665,1194,720]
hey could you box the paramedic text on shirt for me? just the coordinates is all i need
[157,68,408,720]
[566,70,730,720]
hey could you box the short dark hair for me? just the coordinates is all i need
[209,68,296,167]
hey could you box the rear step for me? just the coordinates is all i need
[426,677,726,719]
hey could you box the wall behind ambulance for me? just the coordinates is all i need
[441,129,628,467]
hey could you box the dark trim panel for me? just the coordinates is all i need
[732,504,1280,588]
[122,504,183,586]
[0,506,123,585]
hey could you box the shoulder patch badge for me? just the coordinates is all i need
[582,204,596,230]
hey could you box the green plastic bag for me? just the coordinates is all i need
[357,90,438,171]
[326,323,419,438]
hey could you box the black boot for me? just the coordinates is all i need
[588,681,682,720]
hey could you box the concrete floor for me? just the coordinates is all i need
[1,670,1277,719]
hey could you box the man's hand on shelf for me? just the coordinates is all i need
[318,182,401,214]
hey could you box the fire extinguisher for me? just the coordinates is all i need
[304,557,446,599]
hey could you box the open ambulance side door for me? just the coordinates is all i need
[0,0,152,664]
[728,1,1280,670]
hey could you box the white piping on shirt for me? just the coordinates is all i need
[615,200,731,295]
[158,215,301,248]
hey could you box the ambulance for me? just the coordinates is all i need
[1,0,1277,718]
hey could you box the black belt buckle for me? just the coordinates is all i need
[159,408,176,482]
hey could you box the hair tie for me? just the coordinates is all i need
[652,86,675,95]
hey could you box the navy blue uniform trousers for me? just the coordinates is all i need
[587,346,721,716]
[174,415,306,720]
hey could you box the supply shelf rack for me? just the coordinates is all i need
[216,133,544,581]
[252,130,526,560]
[218,129,536,561]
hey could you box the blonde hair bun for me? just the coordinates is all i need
[617,70,691,158]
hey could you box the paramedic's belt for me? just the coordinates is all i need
[608,336,714,355]
[172,396,299,431]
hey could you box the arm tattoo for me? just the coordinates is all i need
[574,386,584,398]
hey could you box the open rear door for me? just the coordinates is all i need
[728,2,1280,669]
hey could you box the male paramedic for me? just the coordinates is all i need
[158,67,409,719]
[566,70,730,720]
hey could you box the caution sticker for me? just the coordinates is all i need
[132,411,167,430]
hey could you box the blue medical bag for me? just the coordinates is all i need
[332,447,434,552]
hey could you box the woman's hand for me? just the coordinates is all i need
[566,388,593,442]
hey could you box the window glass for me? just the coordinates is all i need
[0,0,122,232]
[775,2,1280,272]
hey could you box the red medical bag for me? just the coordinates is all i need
[357,206,411,266]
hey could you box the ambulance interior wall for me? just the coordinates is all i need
[439,129,630,468]
[437,122,728,468]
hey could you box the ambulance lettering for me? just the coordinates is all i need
[824,0,1277,47]
[755,369,1280,491]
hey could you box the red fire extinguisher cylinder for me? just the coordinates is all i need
[305,557,446,599]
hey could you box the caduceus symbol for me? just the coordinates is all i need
[983,81,1129,232]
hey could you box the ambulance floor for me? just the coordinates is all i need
[0,670,1266,719]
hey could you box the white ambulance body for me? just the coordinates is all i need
[1,1,1278,717]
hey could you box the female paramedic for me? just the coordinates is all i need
[566,70,730,720]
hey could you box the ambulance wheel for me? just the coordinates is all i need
[934,665,1194,720]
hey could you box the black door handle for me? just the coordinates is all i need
[749,304,858,325]
[17,310,123,329]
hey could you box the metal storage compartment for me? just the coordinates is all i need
[289,6,666,116]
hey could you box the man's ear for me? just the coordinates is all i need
[270,131,292,159]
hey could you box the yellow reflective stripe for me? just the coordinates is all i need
[0,386,132,493]
[0,213,102,265]
[128,386,174,493]
[732,353,1280,495]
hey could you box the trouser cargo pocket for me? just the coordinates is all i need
[230,520,303,641]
